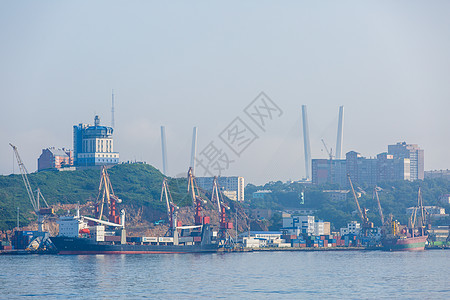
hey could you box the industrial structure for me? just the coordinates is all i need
[301,105,344,180]
[301,105,311,180]
[211,176,234,246]
[335,106,344,159]
[51,166,218,254]
[10,144,55,252]
[190,127,198,175]
[73,115,119,168]
[160,177,179,237]
[160,126,168,175]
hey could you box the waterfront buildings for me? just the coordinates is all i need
[73,116,119,168]
[195,176,244,202]
[282,213,330,236]
[37,147,73,171]
[340,221,361,236]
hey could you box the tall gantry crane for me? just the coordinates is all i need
[211,177,233,245]
[348,174,373,236]
[373,186,385,225]
[160,177,179,236]
[10,143,52,232]
[187,167,206,225]
[95,166,122,224]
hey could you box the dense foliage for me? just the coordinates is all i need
[0,163,188,231]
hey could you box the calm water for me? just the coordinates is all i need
[0,250,449,299]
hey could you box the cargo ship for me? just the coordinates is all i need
[51,215,218,254]
[51,167,219,254]
[381,235,428,251]
[381,188,428,251]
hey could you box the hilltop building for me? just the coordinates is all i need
[73,115,119,168]
[388,142,424,180]
[312,142,421,186]
[425,170,450,180]
[252,190,272,199]
[37,147,73,171]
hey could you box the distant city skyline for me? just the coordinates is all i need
[2,2,450,184]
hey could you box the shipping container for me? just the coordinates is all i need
[159,237,174,243]
[127,237,142,243]
[105,236,121,242]
[179,236,194,243]
[203,216,210,224]
[142,237,158,243]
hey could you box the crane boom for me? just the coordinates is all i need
[160,177,178,233]
[321,139,333,160]
[373,187,384,225]
[187,167,206,225]
[10,143,38,211]
[347,174,364,221]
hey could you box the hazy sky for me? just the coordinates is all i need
[1,1,450,184]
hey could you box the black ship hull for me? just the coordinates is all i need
[51,236,218,254]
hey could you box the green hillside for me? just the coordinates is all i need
[2,163,450,232]
[0,163,191,231]
[246,179,450,230]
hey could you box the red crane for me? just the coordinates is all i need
[211,177,233,242]
[187,167,207,225]
[95,166,122,225]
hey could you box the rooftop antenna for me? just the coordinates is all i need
[161,126,168,175]
[301,105,311,180]
[111,89,115,128]
[335,106,344,159]
[190,127,198,175]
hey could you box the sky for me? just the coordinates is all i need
[1,1,450,185]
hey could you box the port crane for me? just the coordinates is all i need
[321,139,334,183]
[187,167,207,225]
[160,177,179,236]
[9,143,53,232]
[373,186,385,225]
[347,174,373,236]
[211,177,234,246]
[95,166,122,224]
